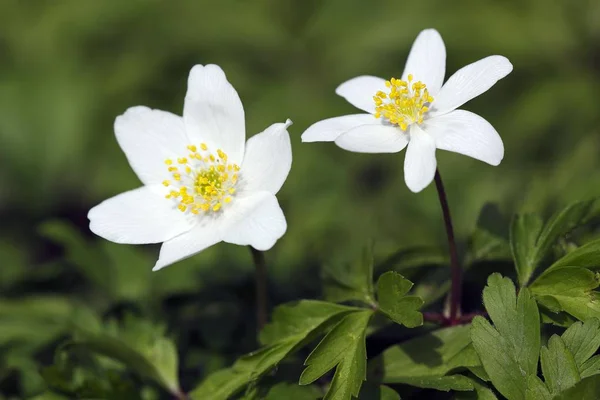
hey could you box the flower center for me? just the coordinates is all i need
[162,143,239,214]
[373,74,434,131]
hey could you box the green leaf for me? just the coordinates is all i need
[580,355,600,379]
[548,238,600,272]
[191,341,297,400]
[560,318,600,370]
[525,376,552,400]
[530,267,600,320]
[376,271,423,328]
[322,244,376,306]
[552,375,600,400]
[373,325,479,392]
[260,300,359,346]
[70,332,179,394]
[68,316,179,394]
[388,375,474,391]
[510,200,595,286]
[0,296,100,352]
[455,378,499,400]
[264,383,322,400]
[300,310,373,400]
[510,213,544,286]
[535,200,595,263]
[540,335,580,395]
[193,300,358,400]
[471,274,540,400]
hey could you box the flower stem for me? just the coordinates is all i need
[434,169,461,325]
[250,247,268,331]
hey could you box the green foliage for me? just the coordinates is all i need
[547,238,600,272]
[62,315,180,395]
[510,200,596,286]
[373,325,479,392]
[530,267,600,321]
[264,383,322,400]
[552,375,600,400]
[300,311,373,400]
[192,300,360,400]
[539,336,580,395]
[376,272,424,328]
[471,274,540,400]
[322,244,376,306]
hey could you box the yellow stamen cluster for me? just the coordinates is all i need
[163,143,239,214]
[373,74,434,130]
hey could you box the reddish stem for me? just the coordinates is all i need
[434,169,462,325]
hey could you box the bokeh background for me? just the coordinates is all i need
[1,0,599,398]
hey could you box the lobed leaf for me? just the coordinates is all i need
[373,324,479,392]
[530,267,600,321]
[300,310,373,400]
[471,274,540,400]
[376,271,423,328]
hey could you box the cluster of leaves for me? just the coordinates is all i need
[1,198,599,399]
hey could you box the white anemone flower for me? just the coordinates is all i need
[89,65,293,271]
[302,29,513,193]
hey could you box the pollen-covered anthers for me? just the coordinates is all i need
[163,143,240,214]
[373,74,434,131]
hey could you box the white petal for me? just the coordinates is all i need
[183,64,245,165]
[114,106,189,185]
[241,119,293,195]
[335,76,387,114]
[222,191,287,251]
[404,125,437,193]
[153,217,223,271]
[401,29,446,95]
[301,114,379,143]
[430,56,513,117]
[334,123,408,153]
[89,186,194,245]
[423,110,504,165]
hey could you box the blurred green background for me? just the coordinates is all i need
[1,0,600,397]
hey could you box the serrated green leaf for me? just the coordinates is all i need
[525,376,552,400]
[560,318,600,369]
[376,271,423,328]
[530,267,600,320]
[193,300,357,400]
[540,335,580,395]
[510,213,544,286]
[259,300,359,346]
[547,238,600,272]
[300,310,373,400]
[471,274,540,400]
[374,325,479,391]
[510,201,595,287]
[191,341,297,400]
[580,355,600,379]
[552,375,600,400]
[322,244,376,306]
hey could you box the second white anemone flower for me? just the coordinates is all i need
[89,64,293,271]
[302,28,513,193]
